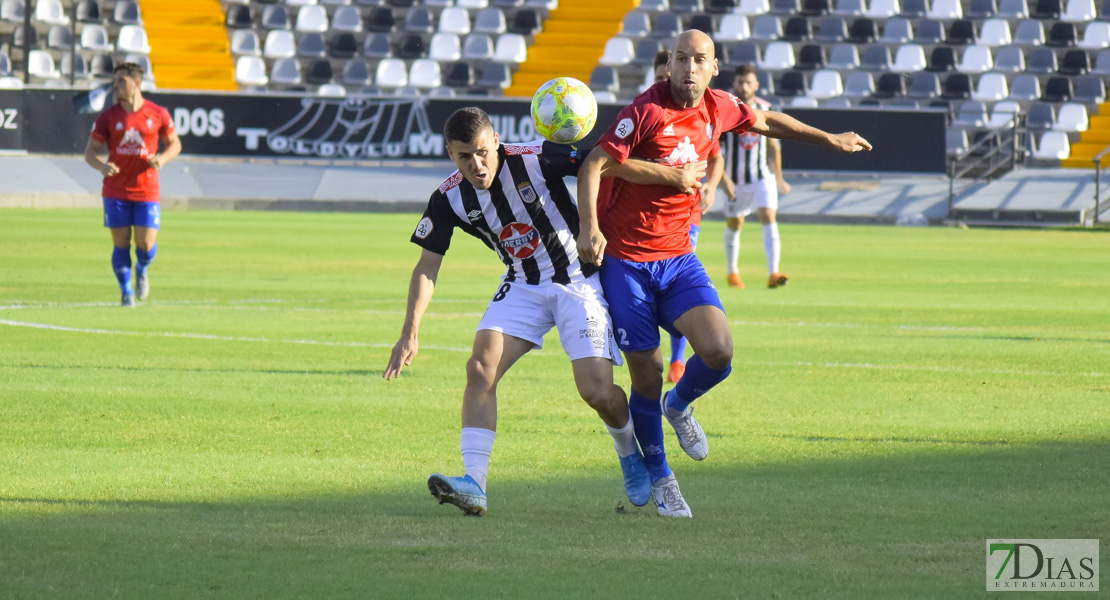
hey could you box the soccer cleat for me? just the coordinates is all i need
[767,272,789,288]
[727,272,744,289]
[661,391,708,461]
[652,475,692,518]
[667,360,686,383]
[427,473,487,517]
[121,292,135,307]
[618,451,652,507]
[135,270,149,301]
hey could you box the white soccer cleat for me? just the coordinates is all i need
[652,475,692,518]
[661,391,708,461]
[135,270,150,301]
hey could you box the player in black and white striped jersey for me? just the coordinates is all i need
[383,107,707,516]
[720,64,793,290]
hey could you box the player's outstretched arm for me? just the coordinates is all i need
[577,147,611,267]
[751,110,872,153]
[605,158,707,195]
[383,249,443,380]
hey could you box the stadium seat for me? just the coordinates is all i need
[653,12,684,38]
[915,18,945,43]
[263,30,295,59]
[0,76,23,89]
[429,32,462,62]
[782,16,813,40]
[0,52,10,77]
[638,0,669,10]
[601,37,636,65]
[736,0,771,13]
[672,0,705,11]
[968,0,997,16]
[928,0,962,17]
[987,100,1020,127]
[262,5,292,29]
[772,0,801,14]
[1026,47,1057,72]
[759,41,796,69]
[1014,20,1045,45]
[1032,0,1062,18]
[827,43,861,68]
[972,72,1009,100]
[32,0,64,25]
[0,0,23,23]
[880,17,913,43]
[688,14,717,34]
[1059,49,1090,74]
[366,8,396,32]
[28,50,60,80]
[117,25,151,54]
[1062,0,1097,19]
[443,61,474,87]
[993,45,1025,71]
[509,9,541,35]
[46,25,72,51]
[330,33,359,59]
[286,0,318,5]
[941,73,971,98]
[231,30,261,56]
[847,18,877,42]
[1079,21,1110,48]
[900,0,928,17]
[633,39,663,64]
[797,44,825,69]
[60,53,88,79]
[235,56,269,86]
[458,0,491,7]
[778,70,808,95]
[332,6,363,32]
[590,66,620,93]
[802,0,832,13]
[1008,73,1040,99]
[494,33,527,62]
[843,70,875,95]
[622,12,652,37]
[865,0,900,17]
[1054,102,1088,131]
[323,0,355,5]
[1026,102,1056,128]
[90,54,113,78]
[815,16,848,41]
[892,44,926,71]
[1093,49,1110,73]
[375,58,408,88]
[474,8,507,34]
[727,41,761,66]
[860,45,891,69]
[477,61,512,88]
[823,96,854,107]
[715,14,751,40]
[997,0,1029,18]
[396,34,427,59]
[342,59,372,85]
[13,25,38,49]
[113,1,141,25]
[1047,22,1077,46]
[304,59,333,84]
[409,58,442,88]
[296,6,329,32]
[791,96,820,106]
[948,20,975,44]
[1031,131,1069,159]
[492,0,524,7]
[834,0,867,15]
[316,83,346,97]
[751,15,783,40]
[1073,75,1107,102]
[80,24,112,52]
[955,100,988,127]
[958,46,993,72]
[873,72,906,97]
[227,5,254,28]
[296,33,326,58]
[1041,76,1073,101]
[462,34,494,60]
[945,128,969,156]
[404,7,435,33]
[977,19,1012,46]
[709,0,740,11]
[76,0,101,23]
[906,71,941,97]
[808,69,843,98]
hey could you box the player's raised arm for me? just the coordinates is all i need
[749,109,872,153]
[603,157,708,195]
[576,146,612,267]
[384,249,444,380]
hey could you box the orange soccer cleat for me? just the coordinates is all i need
[726,272,744,289]
[667,360,686,383]
[767,273,789,288]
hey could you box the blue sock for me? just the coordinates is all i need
[135,244,156,274]
[670,334,687,365]
[667,355,733,414]
[629,389,671,482]
[112,246,133,294]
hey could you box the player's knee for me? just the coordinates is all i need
[699,342,733,370]
[578,385,615,411]
[465,355,498,388]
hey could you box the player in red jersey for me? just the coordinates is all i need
[577,30,871,517]
[84,63,181,307]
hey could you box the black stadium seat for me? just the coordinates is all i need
[367,8,396,33]
[1059,49,1090,75]
[1041,76,1073,101]
[848,18,877,43]
[395,34,426,59]
[947,20,976,44]
[444,62,475,87]
[510,9,541,35]
[1046,22,1077,46]
[304,60,334,85]
[797,44,825,69]
[782,16,813,41]
[226,5,254,28]
[76,0,101,23]
[801,0,831,15]
[1032,0,1062,18]
[941,73,971,99]
[329,33,359,59]
[873,72,906,97]
[778,70,808,96]
[688,14,716,34]
[926,47,957,72]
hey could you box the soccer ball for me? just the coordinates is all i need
[530,77,598,144]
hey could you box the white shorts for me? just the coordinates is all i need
[725,178,778,218]
[476,273,623,365]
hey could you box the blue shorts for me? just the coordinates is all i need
[103,197,161,229]
[599,252,724,352]
[689,223,700,250]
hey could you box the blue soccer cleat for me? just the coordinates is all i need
[427,473,487,517]
[618,451,652,507]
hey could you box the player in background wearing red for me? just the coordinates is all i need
[84,63,181,307]
[577,30,871,517]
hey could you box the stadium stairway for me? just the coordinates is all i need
[503,0,636,98]
[138,0,236,91]
[1061,104,1110,169]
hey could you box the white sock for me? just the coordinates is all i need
[724,227,740,274]
[762,223,780,274]
[460,427,496,492]
[606,413,639,458]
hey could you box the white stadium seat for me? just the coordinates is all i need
[235,55,269,86]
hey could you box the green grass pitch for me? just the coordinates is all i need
[1,208,1107,599]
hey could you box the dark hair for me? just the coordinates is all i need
[443,107,493,144]
[653,49,671,70]
[114,62,145,82]
[734,64,757,78]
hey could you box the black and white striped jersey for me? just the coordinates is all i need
[721,95,773,186]
[410,140,595,286]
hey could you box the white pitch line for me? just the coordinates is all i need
[751,359,1108,379]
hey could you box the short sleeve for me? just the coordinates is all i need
[720,92,757,136]
[90,111,109,143]
[539,141,589,178]
[158,106,176,137]
[597,101,655,164]
[410,191,457,255]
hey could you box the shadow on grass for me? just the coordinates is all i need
[2,442,1107,600]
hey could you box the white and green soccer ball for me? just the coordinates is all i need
[530,77,598,144]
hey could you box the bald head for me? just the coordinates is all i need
[668,29,719,108]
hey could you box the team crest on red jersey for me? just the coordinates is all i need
[499,222,540,258]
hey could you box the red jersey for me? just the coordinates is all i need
[597,81,756,261]
[91,100,175,202]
